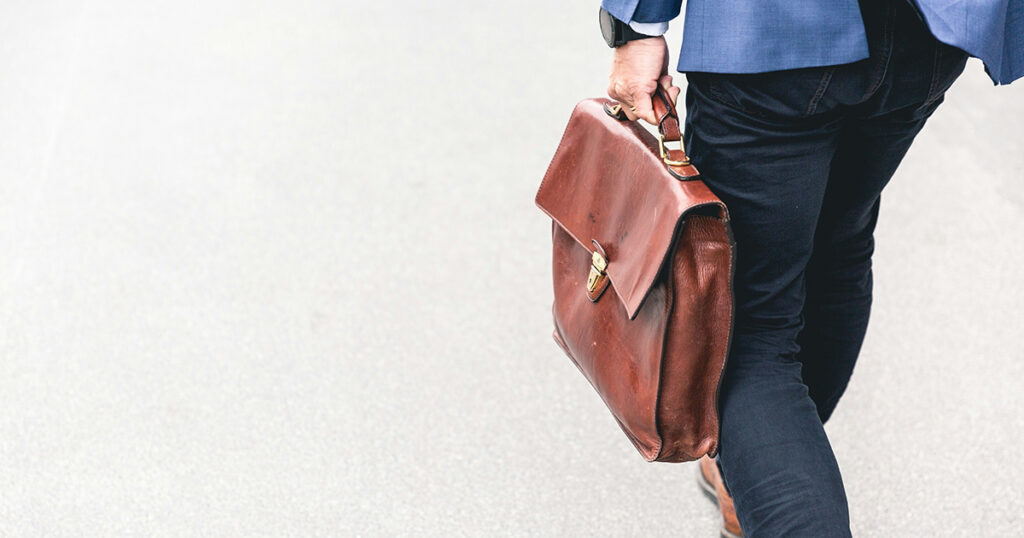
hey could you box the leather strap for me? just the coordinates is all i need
[651,85,700,180]
[651,86,677,134]
[602,86,701,180]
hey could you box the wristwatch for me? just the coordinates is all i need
[599,7,656,48]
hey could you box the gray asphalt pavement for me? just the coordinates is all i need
[1,1,1022,536]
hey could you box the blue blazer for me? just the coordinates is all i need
[600,0,1023,85]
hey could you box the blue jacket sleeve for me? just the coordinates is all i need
[600,0,682,23]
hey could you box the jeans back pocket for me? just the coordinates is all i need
[686,65,839,121]
[923,42,969,107]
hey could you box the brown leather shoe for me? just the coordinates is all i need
[697,455,743,538]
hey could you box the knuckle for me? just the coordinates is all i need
[607,80,622,99]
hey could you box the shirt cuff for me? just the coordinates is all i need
[627,20,669,36]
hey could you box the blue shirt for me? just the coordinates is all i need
[600,0,1024,85]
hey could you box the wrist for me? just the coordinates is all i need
[614,35,666,54]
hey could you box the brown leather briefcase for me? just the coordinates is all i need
[535,86,736,462]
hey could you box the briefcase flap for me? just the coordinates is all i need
[535,98,727,320]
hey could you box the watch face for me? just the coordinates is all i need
[599,8,616,47]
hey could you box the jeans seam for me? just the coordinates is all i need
[923,44,945,106]
[804,66,837,116]
[862,1,896,100]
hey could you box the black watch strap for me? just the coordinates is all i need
[599,7,656,48]
[618,20,653,44]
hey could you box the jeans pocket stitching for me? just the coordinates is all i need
[804,66,838,117]
[705,74,744,112]
[923,44,945,106]
[703,73,805,120]
[923,45,969,107]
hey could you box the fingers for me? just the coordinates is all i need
[606,36,674,124]
[607,78,680,124]
[607,82,659,124]
[610,87,639,121]
[608,79,630,119]
[631,90,657,124]
[621,105,639,122]
[658,74,681,105]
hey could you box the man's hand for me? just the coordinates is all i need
[607,36,680,124]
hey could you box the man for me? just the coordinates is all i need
[597,0,1022,536]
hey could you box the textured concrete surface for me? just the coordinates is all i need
[0,1,1022,536]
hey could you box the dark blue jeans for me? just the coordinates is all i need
[682,0,968,535]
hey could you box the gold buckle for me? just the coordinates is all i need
[587,250,608,292]
[608,103,622,116]
[659,133,690,167]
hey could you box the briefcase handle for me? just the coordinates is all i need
[605,85,700,180]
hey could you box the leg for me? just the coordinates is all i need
[797,89,960,423]
[683,67,853,537]
[788,0,971,424]
[680,2,969,534]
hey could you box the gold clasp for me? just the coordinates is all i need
[586,250,608,292]
[659,133,691,167]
